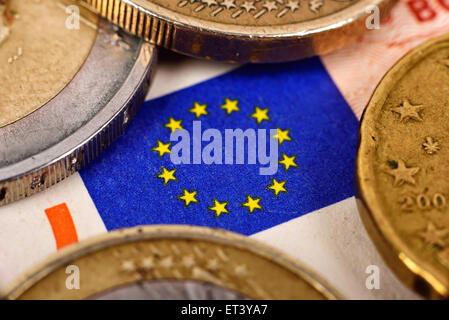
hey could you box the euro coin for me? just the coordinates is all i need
[356,33,449,299]
[0,0,97,127]
[81,0,396,63]
[2,225,341,300]
[0,0,157,206]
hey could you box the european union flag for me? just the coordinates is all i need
[80,57,358,235]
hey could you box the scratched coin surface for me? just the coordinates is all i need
[356,33,449,299]
[2,226,341,300]
[81,0,396,63]
[0,2,156,206]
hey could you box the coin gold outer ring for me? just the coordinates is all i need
[356,34,449,299]
[0,21,157,206]
[81,0,396,63]
[1,225,343,300]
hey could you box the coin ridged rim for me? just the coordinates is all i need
[1,225,343,300]
[0,27,157,207]
[81,0,395,62]
[356,33,449,299]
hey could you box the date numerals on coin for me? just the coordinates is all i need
[399,192,447,211]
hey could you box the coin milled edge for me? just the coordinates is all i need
[80,0,397,63]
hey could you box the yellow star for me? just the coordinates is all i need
[189,102,208,119]
[177,189,198,207]
[267,178,287,197]
[151,140,171,157]
[242,195,262,214]
[418,222,449,247]
[391,100,424,122]
[208,199,229,218]
[250,106,270,124]
[220,98,240,115]
[279,153,298,171]
[157,167,177,185]
[273,128,292,145]
[164,117,183,133]
[385,160,419,187]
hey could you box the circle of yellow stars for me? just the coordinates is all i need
[152,98,297,218]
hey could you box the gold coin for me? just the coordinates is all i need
[2,226,341,299]
[0,0,97,127]
[81,0,396,63]
[356,33,449,299]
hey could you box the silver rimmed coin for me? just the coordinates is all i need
[1,225,342,300]
[81,0,396,63]
[0,0,157,206]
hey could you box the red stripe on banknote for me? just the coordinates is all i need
[45,203,78,250]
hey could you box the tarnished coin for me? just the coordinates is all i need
[81,0,395,63]
[0,0,157,206]
[1,225,341,299]
[356,33,449,299]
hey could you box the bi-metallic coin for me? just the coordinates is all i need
[2,225,341,299]
[0,0,157,206]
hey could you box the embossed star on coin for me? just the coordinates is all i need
[286,0,300,11]
[423,137,440,154]
[141,257,155,270]
[309,0,324,13]
[391,100,424,122]
[203,0,218,7]
[121,260,136,272]
[221,0,237,9]
[385,160,419,187]
[182,255,196,268]
[241,0,256,12]
[262,0,278,11]
[418,222,449,247]
[206,258,220,271]
[234,264,248,277]
[160,256,174,269]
